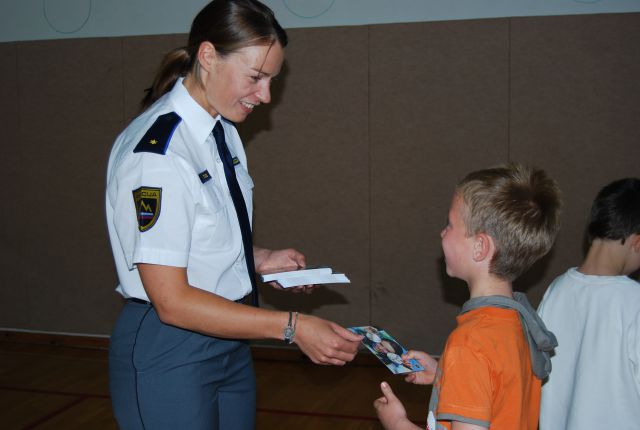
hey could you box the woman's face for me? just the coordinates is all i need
[200,42,285,123]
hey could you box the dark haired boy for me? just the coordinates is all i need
[538,178,640,430]
[374,164,560,430]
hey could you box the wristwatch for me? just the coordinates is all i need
[283,311,299,344]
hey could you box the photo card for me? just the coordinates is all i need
[348,326,424,374]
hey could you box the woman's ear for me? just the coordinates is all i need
[197,41,217,72]
[473,233,494,262]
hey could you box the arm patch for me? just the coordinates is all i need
[133,187,162,232]
[134,112,182,155]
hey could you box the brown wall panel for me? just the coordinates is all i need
[122,34,188,121]
[241,26,371,327]
[370,19,510,353]
[0,12,637,348]
[0,42,30,328]
[16,38,124,332]
[510,14,640,305]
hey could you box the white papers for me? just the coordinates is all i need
[276,272,350,288]
[259,267,350,288]
[260,266,332,282]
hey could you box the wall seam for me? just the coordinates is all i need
[507,18,512,162]
[15,41,30,327]
[120,37,126,126]
[367,24,373,325]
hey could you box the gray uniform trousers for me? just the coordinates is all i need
[109,300,256,429]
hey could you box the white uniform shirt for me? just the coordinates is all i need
[106,78,254,301]
[537,268,640,430]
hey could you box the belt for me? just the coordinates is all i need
[235,295,251,305]
[127,297,151,305]
[128,296,249,306]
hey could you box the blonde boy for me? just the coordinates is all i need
[375,164,561,430]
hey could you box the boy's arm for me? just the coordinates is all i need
[374,382,422,430]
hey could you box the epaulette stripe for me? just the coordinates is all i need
[133,112,182,155]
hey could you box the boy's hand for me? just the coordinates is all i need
[374,382,420,430]
[403,350,438,385]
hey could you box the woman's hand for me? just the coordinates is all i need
[254,247,305,272]
[402,350,438,385]
[293,314,363,365]
[254,247,316,293]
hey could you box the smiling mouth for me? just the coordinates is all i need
[241,101,258,110]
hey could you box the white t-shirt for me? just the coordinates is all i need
[106,78,254,301]
[538,267,640,430]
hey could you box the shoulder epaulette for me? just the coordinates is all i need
[134,112,182,155]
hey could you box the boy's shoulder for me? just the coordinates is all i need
[449,307,523,350]
[442,307,534,381]
[548,267,640,293]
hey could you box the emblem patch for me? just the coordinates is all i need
[199,170,212,184]
[133,187,162,232]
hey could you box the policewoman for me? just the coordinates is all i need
[106,1,362,428]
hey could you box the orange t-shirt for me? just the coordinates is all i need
[427,307,541,430]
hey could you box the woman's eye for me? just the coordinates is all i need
[250,75,261,82]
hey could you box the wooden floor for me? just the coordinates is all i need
[1,332,430,430]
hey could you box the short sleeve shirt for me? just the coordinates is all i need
[427,307,541,430]
[106,78,254,301]
[538,268,640,430]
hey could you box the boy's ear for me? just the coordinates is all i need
[472,233,494,262]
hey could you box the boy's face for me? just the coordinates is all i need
[375,340,394,354]
[441,194,476,281]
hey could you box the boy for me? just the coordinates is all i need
[374,164,561,430]
[537,178,640,430]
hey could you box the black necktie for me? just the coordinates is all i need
[213,121,259,306]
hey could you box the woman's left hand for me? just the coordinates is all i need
[254,247,317,293]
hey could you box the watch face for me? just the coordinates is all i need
[284,327,294,341]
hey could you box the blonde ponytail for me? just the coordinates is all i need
[139,47,192,112]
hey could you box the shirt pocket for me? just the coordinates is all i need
[199,178,226,215]
[192,178,233,251]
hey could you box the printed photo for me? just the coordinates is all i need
[349,326,424,374]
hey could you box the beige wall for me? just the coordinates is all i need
[0,13,638,353]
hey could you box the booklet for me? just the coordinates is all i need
[348,326,424,374]
[259,266,350,288]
